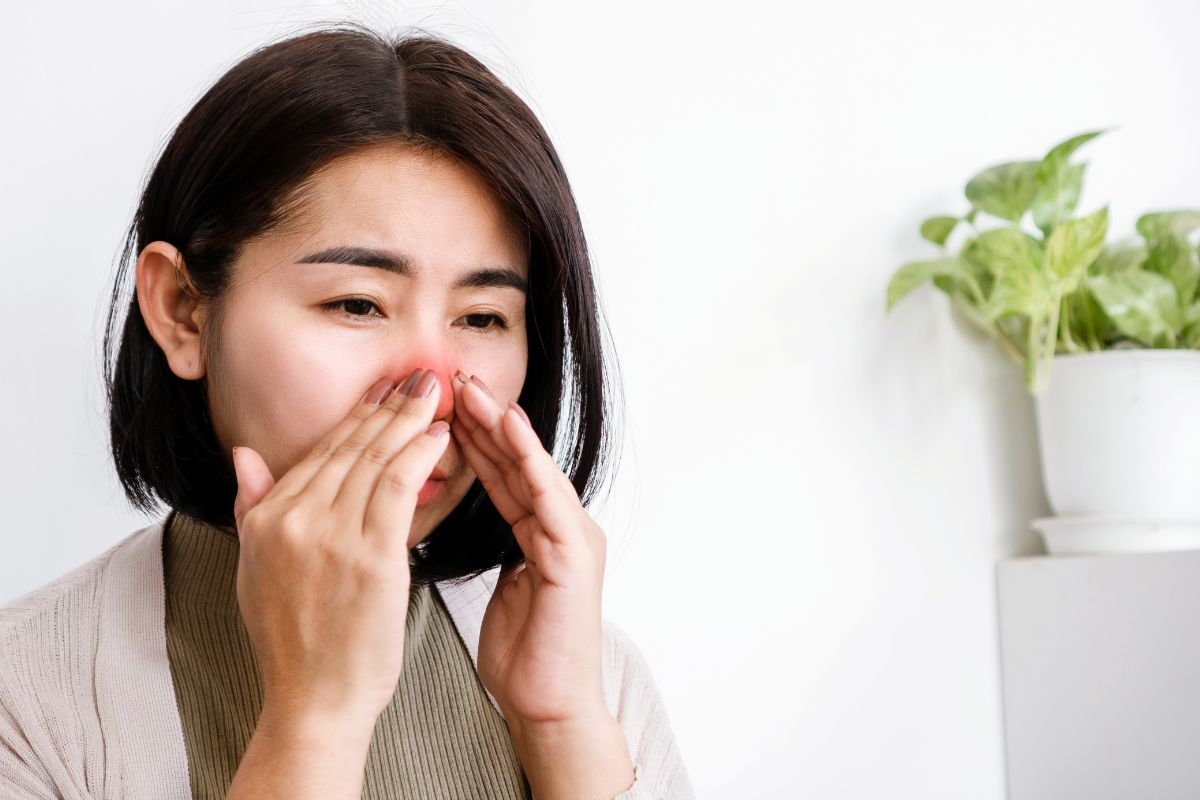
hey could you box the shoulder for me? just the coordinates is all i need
[0,519,160,640]
[598,618,671,727]
[599,619,697,799]
[0,519,165,796]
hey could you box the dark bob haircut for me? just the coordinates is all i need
[101,22,623,588]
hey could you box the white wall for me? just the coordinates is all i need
[3,0,1198,796]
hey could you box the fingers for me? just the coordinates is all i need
[269,372,419,502]
[361,416,451,561]
[452,414,529,524]
[451,371,586,549]
[231,446,276,533]
[325,370,443,514]
[453,372,519,465]
[500,404,586,547]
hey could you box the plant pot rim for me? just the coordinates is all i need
[1053,349,1200,363]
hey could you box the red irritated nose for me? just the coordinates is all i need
[428,369,455,426]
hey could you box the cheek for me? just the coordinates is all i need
[460,333,529,407]
[214,305,375,474]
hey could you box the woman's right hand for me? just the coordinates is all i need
[229,367,450,729]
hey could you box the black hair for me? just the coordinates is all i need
[101,22,623,588]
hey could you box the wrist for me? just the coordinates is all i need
[256,701,378,750]
[504,707,635,800]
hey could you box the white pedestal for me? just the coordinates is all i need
[997,550,1200,800]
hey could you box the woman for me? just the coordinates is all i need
[0,23,693,800]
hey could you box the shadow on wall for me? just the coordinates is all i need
[867,280,1051,559]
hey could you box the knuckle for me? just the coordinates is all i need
[360,440,396,467]
[393,400,429,424]
[349,403,377,422]
[308,436,340,461]
[380,465,422,496]
[276,505,310,544]
[335,434,369,459]
[349,556,384,585]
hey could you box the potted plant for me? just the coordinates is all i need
[886,129,1200,553]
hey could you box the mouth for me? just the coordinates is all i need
[429,467,448,481]
[417,476,446,506]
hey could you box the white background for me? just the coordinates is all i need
[2,0,1198,796]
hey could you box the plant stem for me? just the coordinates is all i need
[1059,294,1082,353]
[1030,302,1062,394]
[993,324,1026,366]
[1082,294,1100,350]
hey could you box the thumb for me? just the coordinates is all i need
[231,446,275,533]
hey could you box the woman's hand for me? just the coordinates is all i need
[229,368,451,729]
[451,371,635,798]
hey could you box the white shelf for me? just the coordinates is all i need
[997,550,1200,800]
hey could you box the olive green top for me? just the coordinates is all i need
[162,509,531,799]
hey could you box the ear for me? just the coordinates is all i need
[135,241,207,380]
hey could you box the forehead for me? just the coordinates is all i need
[259,142,528,277]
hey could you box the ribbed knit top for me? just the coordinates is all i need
[161,509,531,799]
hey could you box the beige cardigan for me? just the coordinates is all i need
[0,517,694,799]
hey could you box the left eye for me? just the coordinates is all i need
[462,313,508,331]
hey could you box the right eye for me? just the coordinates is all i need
[321,298,383,320]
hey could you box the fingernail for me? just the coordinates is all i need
[469,374,495,400]
[397,369,423,397]
[453,369,469,385]
[509,400,531,426]
[364,376,395,405]
[414,370,438,399]
[425,420,450,438]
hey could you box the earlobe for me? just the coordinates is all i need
[135,240,207,381]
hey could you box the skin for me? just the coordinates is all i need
[136,141,635,798]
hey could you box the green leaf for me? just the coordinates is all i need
[919,216,960,246]
[1067,287,1113,347]
[1044,206,1109,293]
[1031,129,1106,236]
[1032,162,1086,237]
[1144,234,1200,306]
[1182,321,1200,349]
[963,228,1044,278]
[964,161,1040,223]
[1041,129,1108,166]
[886,258,978,311]
[986,262,1055,321]
[1092,239,1147,275]
[1184,303,1200,348]
[1136,210,1200,241]
[1086,271,1184,346]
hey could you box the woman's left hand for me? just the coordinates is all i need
[450,370,609,725]
[451,371,636,798]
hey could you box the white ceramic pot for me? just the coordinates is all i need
[1035,350,1200,519]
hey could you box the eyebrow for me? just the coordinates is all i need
[295,246,528,296]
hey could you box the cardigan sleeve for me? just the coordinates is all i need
[0,715,63,800]
[601,621,696,800]
[0,560,115,800]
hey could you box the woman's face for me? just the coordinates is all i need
[201,143,529,546]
